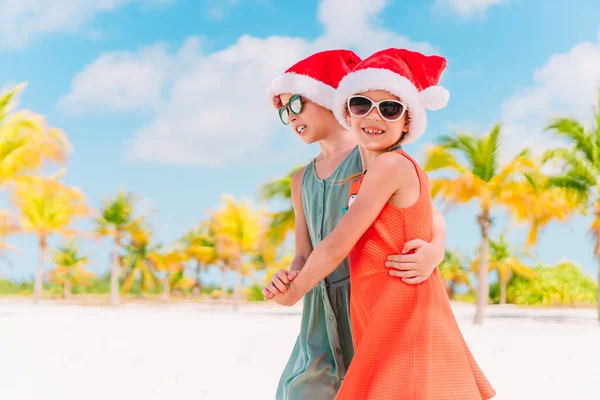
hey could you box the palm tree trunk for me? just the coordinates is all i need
[220,266,228,303]
[193,262,202,297]
[64,278,72,300]
[450,279,459,299]
[111,235,121,305]
[34,235,47,304]
[594,219,600,323]
[597,255,600,323]
[232,264,242,311]
[474,210,491,325]
[445,282,454,299]
[500,278,507,305]
[162,274,171,300]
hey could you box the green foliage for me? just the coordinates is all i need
[507,261,597,306]
[454,292,477,304]
[0,279,33,295]
[246,284,265,302]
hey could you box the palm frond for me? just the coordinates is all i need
[543,148,598,186]
[475,124,500,182]
[423,145,467,173]
[548,175,592,205]
[266,209,295,245]
[546,117,595,163]
[259,165,302,201]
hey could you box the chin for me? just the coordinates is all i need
[300,135,318,144]
[366,144,388,152]
[300,131,324,144]
[357,137,384,152]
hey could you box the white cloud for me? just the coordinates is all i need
[60,38,202,113]
[500,38,600,161]
[315,0,435,55]
[205,0,242,21]
[0,0,175,49]
[127,35,311,165]
[60,0,438,166]
[433,0,509,19]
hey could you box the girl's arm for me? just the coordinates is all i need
[289,166,313,271]
[386,205,446,284]
[275,152,419,306]
[263,167,312,298]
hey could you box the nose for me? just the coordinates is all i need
[365,105,382,121]
[288,111,298,123]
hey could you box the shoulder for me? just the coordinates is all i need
[369,151,415,174]
[291,165,308,200]
[368,151,420,186]
[292,165,308,187]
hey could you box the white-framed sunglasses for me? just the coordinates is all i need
[347,95,408,122]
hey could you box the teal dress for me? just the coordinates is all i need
[276,146,361,400]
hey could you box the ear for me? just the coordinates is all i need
[345,108,352,127]
[271,95,282,110]
[403,114,410,133]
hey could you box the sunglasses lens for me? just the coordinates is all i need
[348,96,373,116]
[290,95,302,114]
[379,101,404,120]
[279,107,289,124]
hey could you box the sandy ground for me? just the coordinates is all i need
[0,299,598,400]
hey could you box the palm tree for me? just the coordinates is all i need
[471,233,535,305]
[259,165,302,245]
[0,84,70,184]
[424,124,531,324]
[121,225,160,296]
[438,249,471,299]
[148,249,190,300]
[500,160,576,250]
[543,92,600,321]
[210,195,261,310]
[12,176,89,303]
[0,210,21,267]
[214,232,240,303]
[244,224,293,285]
[96,189,140,305]
[49,240,95,299]
[180,223,217,296]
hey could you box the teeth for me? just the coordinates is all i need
[364,128,384,134]
[297,126,307,133]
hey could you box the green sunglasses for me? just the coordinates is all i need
[279,94,303,125]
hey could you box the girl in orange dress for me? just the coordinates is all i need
[272,48,496,400]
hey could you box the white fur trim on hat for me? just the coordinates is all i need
[420,86,449,110]
[333,68,428,145]
[266,72,336,111]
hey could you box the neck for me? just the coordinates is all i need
[358,148,381,171]
[317,124,356,157]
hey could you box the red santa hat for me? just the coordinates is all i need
[267,49,362,111]
[334,48,449,145]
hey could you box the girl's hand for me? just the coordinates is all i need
[385,239,443,284]
[273,282,302,307]
[263,270,299,300]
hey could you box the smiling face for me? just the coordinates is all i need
[278,93,340,144]
[345,90,409,152]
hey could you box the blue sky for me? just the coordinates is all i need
[1,0,600,284]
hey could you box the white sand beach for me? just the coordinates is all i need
[0,300,598,400]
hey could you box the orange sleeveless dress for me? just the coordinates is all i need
[336,149,495,400]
